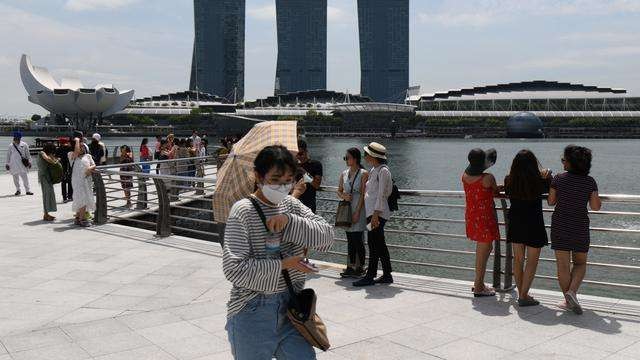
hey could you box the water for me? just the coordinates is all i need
[3,135,639,299]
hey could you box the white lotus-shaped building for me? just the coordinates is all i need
[20,54,134,117]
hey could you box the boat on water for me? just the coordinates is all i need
[28,137,61,155]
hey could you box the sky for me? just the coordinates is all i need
[1,0,640,116]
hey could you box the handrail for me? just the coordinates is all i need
[96,154,218,170]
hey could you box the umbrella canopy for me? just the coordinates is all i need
[213,121,299,224]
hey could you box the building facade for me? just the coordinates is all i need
[358,0,409,103]
[190,0,245,102]
[274,0,327,95]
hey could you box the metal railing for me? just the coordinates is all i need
[316,187,640,294]
[93,155,219,240]
[89,165,640,295]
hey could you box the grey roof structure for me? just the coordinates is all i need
[414,80,627,102]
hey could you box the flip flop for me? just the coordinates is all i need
[472,287,496,297]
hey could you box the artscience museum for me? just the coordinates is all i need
[19,54,134,129]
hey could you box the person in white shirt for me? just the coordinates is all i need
[5,131,33,196]
[191,130,201,149]
[353,142,394,287]
[92,133,108,165]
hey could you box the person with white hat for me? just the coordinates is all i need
[353,142,394,286]
[5,131,33,196]
[92,133,108,165]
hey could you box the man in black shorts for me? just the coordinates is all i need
[293,140,323,213]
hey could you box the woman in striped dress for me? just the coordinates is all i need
[223,145,334,359]
[548,145,601,315]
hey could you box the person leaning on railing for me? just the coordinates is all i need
[222,145,334,359]
[548,145,601,315]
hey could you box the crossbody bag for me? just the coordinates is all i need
[247,196,331,351]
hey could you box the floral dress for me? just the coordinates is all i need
[463,174,500,243]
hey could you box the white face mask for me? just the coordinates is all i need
[260,183,292,205]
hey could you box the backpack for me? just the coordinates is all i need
[378,165,400,212]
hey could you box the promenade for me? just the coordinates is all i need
[1,172,639,360]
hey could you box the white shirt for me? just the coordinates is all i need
[6,141,31,175]
[364,165,392,220]
[191,135,201,148]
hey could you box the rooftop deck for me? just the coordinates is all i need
[1,172,640,360]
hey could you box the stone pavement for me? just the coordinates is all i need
[1,172,640,360]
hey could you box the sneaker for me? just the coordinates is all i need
[26,192,34,195]
[564,291,583,315]
[353,277,375,287]
[14,191,20,196]
[63,198,69,203]
[340,267,356,278]
[374,274,394,284]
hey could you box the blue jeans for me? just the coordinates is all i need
[226,292,316,360]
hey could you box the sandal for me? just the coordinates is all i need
[472,286,496,297]
[518,297,540,307]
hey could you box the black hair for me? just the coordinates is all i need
[254,145,297,178]
[564,145,592,175]
[505,149,543,200]
[42,143,56,155]
[141,138,148,146]
[346,147,364,169]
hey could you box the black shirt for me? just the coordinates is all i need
[298,159,323,213]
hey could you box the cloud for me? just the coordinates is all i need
[65,0,139,12]
[247,3,276,20]
[418,0,640,27]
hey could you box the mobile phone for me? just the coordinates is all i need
[366,222,373,231]
[299,259,319,272]
[303,173,313,183]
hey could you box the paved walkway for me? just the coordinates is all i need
[1,172,640,360]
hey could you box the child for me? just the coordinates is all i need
[462,148,500,297]
[548,145,601,315]
[504,149,552,306]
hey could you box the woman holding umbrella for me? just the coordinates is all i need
[223,145,334,359]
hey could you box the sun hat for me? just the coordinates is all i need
[92,133,101,141]
[364,142,387,160]
[465,148,497,176]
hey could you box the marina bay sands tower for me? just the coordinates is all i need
[190,0,245,101]
[358,0,409,103]
[274,0,327,95]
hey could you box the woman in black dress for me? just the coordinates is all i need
[504,150,552,307]
[548,145,601,315]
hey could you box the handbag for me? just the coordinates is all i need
[247,196,331,351]
[48,161,63,184]
[335,169,359,228]
[13,143,31,168]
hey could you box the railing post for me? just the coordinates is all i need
[492,201,502,290]
[500,198,514,291]
[92,172,108,225]
[153,177,172,237]
[134,164,148,210]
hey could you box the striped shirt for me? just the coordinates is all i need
[222,195,334,317]
[550,172,598,252]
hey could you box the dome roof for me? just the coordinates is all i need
[507,112,543,138]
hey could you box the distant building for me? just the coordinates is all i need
[358,0,409,103]
[275,0,327,95]
[190,0,245,102]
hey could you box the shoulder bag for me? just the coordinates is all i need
[335,170,359,228]
[247,196,331,351]
[13,143,31,168]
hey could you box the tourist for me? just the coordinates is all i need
[337,147,368,278]
[187,138,197,178]
[191,130,201,149]
[6,131,33,196]
[223,145,334,359]
[548,145,601,315]
[69,138,96,227]
[139,138,151,173]
[56,137,73,202]
[38,143,60,221]
[292,139,323,213]
[353,142,394,287]
[89,135,104,165]
[119,145,134,208]
[158,139,172,175]
[92,133,108,165]
[504,150,552,306]
[462,148,500,297]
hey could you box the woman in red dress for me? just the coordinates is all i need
[462,148,500,297]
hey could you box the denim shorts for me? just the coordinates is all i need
[226,291,316,360]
